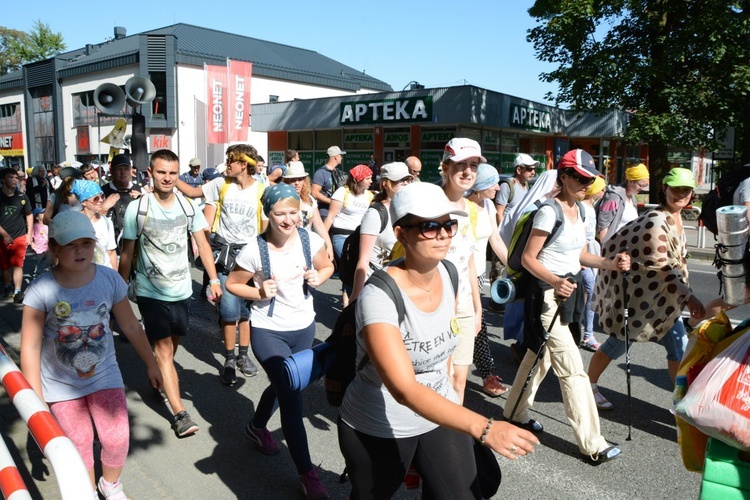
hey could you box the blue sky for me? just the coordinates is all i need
[5,0,558,104]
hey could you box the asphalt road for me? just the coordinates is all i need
[0,256,720,499]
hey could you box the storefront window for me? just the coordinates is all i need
[31,86,55,165]
[383,127,410,148]
[289,131,313,151]
[343,128,374,165]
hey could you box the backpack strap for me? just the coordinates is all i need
[371,202,389,233]
[136,194,150,238]
[542,199,586,248]
[466,200,479,240]
[298,227,312,296]
[502,177,516,205]
[257,233,275,316]
[256,181,266,232]
[174,193,197,264]
[211,178,233,233]
[441,259,459,297]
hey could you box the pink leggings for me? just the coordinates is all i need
[48,388,129,471]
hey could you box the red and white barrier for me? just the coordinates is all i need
[0,345,93,499]
[0,435,31,500]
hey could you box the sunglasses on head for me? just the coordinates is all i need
[401,219,459,239]
[567,170,596,186]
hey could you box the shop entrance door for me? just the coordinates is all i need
[383,149,409,163]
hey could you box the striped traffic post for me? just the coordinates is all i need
[0,434,31,500]
[0,345,93,499]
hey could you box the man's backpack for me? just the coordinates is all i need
[338,202,388,287]
[256,228,312,316]
[331,168,348,193]
[698,168,750,235]
[324,259,459,407]
[505,198,585,284]
[500,177,517,205]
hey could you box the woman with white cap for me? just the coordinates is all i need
[438,138,484,404]
[349,162,414,301]
[465,163,509,397]
[502,149,630,465]
[338,181,538,499]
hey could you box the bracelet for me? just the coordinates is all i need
[480,417,494,445]
[208,279,221,285]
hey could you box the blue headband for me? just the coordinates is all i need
[71,179,103,202]
[261,183,299,215]
[471,163,500,192]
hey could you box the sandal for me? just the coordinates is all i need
[583,445,622,465]
[592,386,614,411]
[580,337,601,352]
[482,375,508,397]
[512,418,544,433]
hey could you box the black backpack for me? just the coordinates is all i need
[324,260,458,407]
[338,202,388,287]
[698,167,750,235]
[331,167,348,193]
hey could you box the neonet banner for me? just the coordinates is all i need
[206,60,252,145]
[0,132,24,156]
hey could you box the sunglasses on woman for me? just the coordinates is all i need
[401,219,459,239]
[567,171,596,186]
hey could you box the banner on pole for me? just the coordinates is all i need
[228,60,252,142]
[206,64,228,144]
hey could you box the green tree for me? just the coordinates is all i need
[0,27,29,76]
[527,0,750,192]
[6,20,66,70]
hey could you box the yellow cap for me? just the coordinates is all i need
[625,163,649,181]
[585,176,606,197]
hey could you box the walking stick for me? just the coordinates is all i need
[508,278,572,422]
[621,245,633,441]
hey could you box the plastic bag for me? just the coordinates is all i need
[676,327,750,451]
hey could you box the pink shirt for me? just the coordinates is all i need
[32,222,49,254]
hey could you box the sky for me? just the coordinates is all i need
[4,0,559,104]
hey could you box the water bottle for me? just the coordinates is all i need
[206,285,216,304]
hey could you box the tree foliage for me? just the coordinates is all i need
[527,0,750,186]
[1,20,66,76]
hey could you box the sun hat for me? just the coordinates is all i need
[585,176,607,197]
[514,153,540,168]
[283,161,308,179]
[558,149,602,177]
[327,146,346,157]
[471,163,500,192]
[71,179,103,202]
[390,182,468,227]
[261,183,300,216]
[349,164,373,182]
[49,211,96,245]
[442,138,487,163]
[662,168,696,189]
[379,162,413,182]
[625,163,650,181]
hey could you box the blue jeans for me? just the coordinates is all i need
[581,268,596,337]
[217,272,251,323]
[599,319,687,362]
[503,300,524,342]
[251,322,316,474]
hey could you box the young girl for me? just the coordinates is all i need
[225,184,334,500]
[20,210,162,499]
[30,208,51,279]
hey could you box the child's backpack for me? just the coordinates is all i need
[324,259,458,407]
[505,198,585,284]
[338,202,388,287]
[698,167,750,235]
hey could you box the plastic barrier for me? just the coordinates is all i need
[0,434,31,500]
[0,345,93,499]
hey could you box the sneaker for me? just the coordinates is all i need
[592,385,614,410]
[12,290,24,304]
[3,284,12,298]
[482,375,508,397]
[237,354,258,377]
[584,445,622,465]
[221,357,237,386]
[172,410,199,438]
[300,466,329,500]
[243,423,281,455]
[97,476,128,500]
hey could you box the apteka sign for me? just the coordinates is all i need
[509,103,552,132]
[340,96,432,125]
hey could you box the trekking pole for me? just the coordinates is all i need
[508,278,573,422]
[620,245,633,441]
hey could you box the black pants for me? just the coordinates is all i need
[338,418,481,500]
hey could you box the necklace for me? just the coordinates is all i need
[405,270,437,301]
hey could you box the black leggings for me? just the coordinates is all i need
[338,418,481,500]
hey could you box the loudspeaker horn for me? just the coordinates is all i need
[93,83,126,114]
[125,77,156,108]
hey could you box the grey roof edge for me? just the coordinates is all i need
[58,52,140,78]
[0,70,24,91]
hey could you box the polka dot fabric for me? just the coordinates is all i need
[594,209,691,342]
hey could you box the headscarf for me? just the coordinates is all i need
[349,164,373,182]
[470,163,500,193]
[585,176,607,197]
[70,179,103,202]
[499,169,559,244]
[625,163,649,181]
[261,183,299,216]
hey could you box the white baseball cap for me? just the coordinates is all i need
[50,211,97,245]
[326,146,346,157]
[442,138,486,163]
[390,182,468,227]
[379,162,413,182]
[514,153,540,168]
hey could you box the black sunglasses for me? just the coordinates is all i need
[401,219,459,239]
[567,170,596,186]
